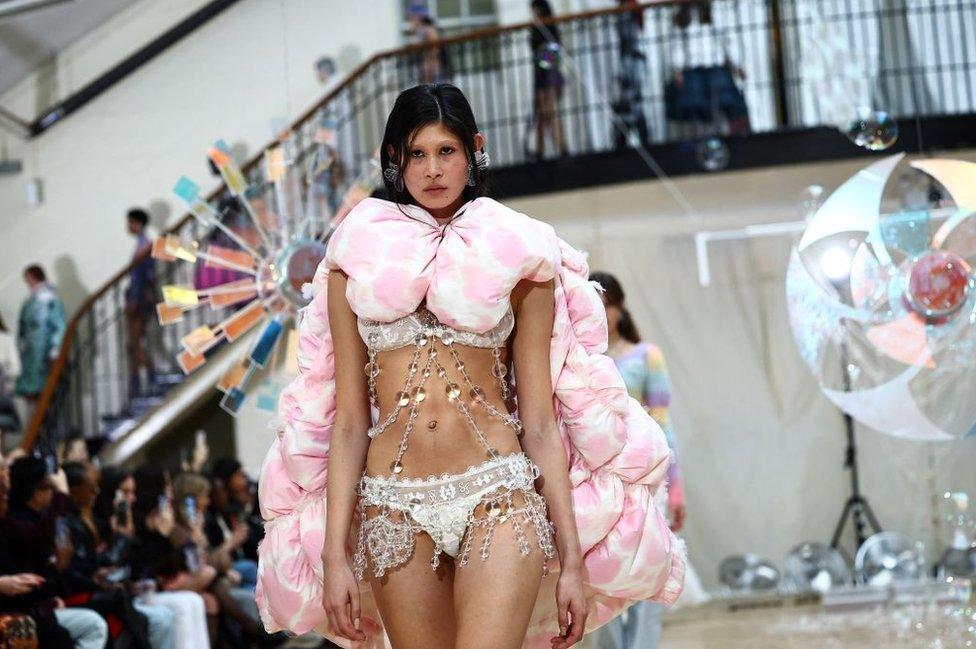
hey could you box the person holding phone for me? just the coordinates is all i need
[165,472,285,647]
[61,462,158,648]
[3,456,109,649]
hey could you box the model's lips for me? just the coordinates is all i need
[424,186,447,193]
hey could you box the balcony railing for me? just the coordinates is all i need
[23,0,976,455]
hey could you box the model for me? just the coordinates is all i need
[256,84,684,649]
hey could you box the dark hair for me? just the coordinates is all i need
[531,0,554,18]
[127,208,149,227]
[675,1,712,28]
[380,84,488,207]
[95,466,131,521]
[211,457,243,487]
[590,271,641,344]
[8,457,49,509]
[24,264,46,283]
[315,56,336,74]
[133,465,167,530]
[62,461,89,489]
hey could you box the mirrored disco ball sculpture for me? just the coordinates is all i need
[845,107,899,151]
[784,542,851,593]
[787,155,976,441]
[854,532,926,587]
[718,554,781,592]
[155,138,381,415]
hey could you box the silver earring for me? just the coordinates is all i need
[474,147,490,171]
[466,162,476,186]
[384,161,404,192]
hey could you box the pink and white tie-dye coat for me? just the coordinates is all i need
[257,197,685,647]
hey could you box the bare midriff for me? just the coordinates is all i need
[364,340,523,478]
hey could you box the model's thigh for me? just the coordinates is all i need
[369,530,456,649]
[453,520,546,649]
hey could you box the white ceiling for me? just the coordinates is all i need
[0,0,140,98]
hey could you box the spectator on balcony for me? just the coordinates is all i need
[613,0,649,148]
[665,0,750,137]
[15,265,66,421]
[0,313,21,452]
[125,208,157,398]
[530,0,566,159]
[408,5,450,83]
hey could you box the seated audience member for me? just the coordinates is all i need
[4,456,107,648]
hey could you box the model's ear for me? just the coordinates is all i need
[474,133,486,151]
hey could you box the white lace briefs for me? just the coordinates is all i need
[353,453,555,579]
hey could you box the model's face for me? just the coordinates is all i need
[398,123,483,217]
[126,217,140,235]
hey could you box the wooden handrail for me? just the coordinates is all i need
[21,0,686,451]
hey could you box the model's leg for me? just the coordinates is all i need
[368,529,457,649]
[453,513,546,649]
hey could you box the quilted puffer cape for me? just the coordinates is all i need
[256,197,685,647]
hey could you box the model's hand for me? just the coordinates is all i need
[322,555,365,643]
[551,565,588,648]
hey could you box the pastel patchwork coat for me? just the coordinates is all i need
[257,197,685,647]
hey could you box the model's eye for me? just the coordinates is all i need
[440,146,456,155]
[410,150,424,158]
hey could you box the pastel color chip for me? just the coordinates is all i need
[181,326,215,353]
[163,285,199,308]
[208,147,230,167]
[218,361,248,392]
[266,147,286,182]
[249,316,283,367]
[156,303,184,325]
[207,245,256,271]
[224,302,265,341]
[178,349,206,374]
[209,279,257,309]
[255,391,278,412]
[173,176,200,203]
[152,237,176,262]
[220,387,246,416]
[165,235,198,263]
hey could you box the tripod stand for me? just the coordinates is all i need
[829,343,882,551]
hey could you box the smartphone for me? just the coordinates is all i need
[104,566,130,583]
[184,495,197,524]
[44,454,58,475]
[183,544,201,573]
[157,495,169,515]
[114,497,128,526]
[54,516,70,549]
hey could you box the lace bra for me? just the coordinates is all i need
[357,307,515,352]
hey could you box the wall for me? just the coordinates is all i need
[235,150,976,591]
[0,0,401,323]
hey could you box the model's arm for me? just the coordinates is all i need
[512,278,588,649]
[321,270,369,642]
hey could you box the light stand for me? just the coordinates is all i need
[829,341,883,552]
